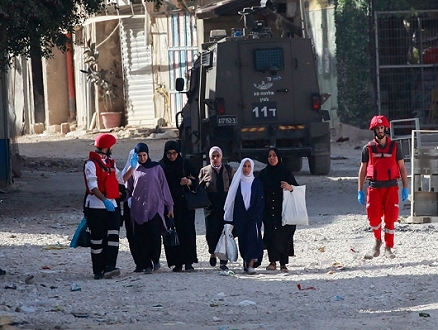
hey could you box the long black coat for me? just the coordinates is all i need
[159,155,199,267]
[259,162,299,256]
[232,179,264,266]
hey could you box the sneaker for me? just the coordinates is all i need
[173,265,183,272]
[144,267,153,274]
[384,247,396,259]
[246,267,256,275]
[219,264,229,271]
[185,264,194,272]
[104,267,120,279]
[153,262,161,271]
[94,273,104,280]
[364,239,382,260]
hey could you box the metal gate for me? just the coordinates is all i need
[375,10,438,128]
[167,13,198,126]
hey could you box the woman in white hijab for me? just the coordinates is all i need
[223,158,264,274]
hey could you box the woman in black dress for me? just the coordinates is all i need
[159,141,199,272]
[259,147,299,273]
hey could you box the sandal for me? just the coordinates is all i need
[266,262,276,271]
[280,265,289,273]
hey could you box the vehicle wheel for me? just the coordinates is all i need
[284,157,303,172]
[308,155,331,175]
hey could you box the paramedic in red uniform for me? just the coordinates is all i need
[84,133,126,279]
[358,115,409,259]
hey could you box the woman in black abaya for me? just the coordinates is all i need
[159,141,199,272]
[259,147,299,273]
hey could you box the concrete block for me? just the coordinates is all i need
[33,123,44,134]
[61,122,70,134]
[48,125,61,134]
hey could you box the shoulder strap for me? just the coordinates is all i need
[388,140,396,154]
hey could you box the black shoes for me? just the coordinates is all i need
[173,265,183,272]
[134,267,145,273]
[219,264,229,271]
[94,273,104,280]
[144,267,153,274]
[185,264,194,272]
[103,267,120,279]
[209,256,217,267]
[0,268,5,276]
[153,262,161,271]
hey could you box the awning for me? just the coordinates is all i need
[196,0,260,19]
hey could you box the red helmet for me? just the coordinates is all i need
[95,133,116,149]
[369,115,390,130]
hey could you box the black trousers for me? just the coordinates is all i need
[133,213,162,269]
[123,202,142,268]
[87,207,120,275]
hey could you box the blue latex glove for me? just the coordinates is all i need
[103,199,115,212]
[130,153,138,168]
[402,187,409,202]
[357,191,365,205]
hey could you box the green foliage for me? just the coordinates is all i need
[335,0,373,128]
[80,40,116,109]
[335,0,438,127]
[0,0,103,71]
[0,0,163,72]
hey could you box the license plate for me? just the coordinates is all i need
[217,115,237,126]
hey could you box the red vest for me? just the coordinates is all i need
[366,138,400,181]
[84,151,120,199]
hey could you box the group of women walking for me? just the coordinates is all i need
[84,133,301,278]
[125,141,298,274]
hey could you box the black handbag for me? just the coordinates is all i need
[184,186,211,210]
[164,217,180,247]
[181,158,211,210]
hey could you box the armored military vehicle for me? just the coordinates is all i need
[176,6,331,175]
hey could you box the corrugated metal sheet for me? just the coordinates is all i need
[120,17,155,126]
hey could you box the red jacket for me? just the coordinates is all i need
[84,151,120,199]
[366,138,400,181]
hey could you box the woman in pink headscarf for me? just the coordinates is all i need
[198,146,235,270]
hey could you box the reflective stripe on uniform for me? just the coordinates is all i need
[370,223,381,231]
[91,248,103,254]
[384,227,395,234]
[91,239,103,245]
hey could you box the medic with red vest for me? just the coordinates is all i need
[84,133,124,279]
[358,115,409,259]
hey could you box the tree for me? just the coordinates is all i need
[0,0,163,71]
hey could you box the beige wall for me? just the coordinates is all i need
[95,20,124,116]
[42,48,69,126]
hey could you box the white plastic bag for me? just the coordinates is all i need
[282,185,309,226]
[214,224,238,262]
[224,224,238,262]
[214,229,228,261]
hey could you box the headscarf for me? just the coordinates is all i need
[159,140,183,175]
[224,158,255,221]
[209,146,223,172]
[262,147,296,189]
[134,142,159,168]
